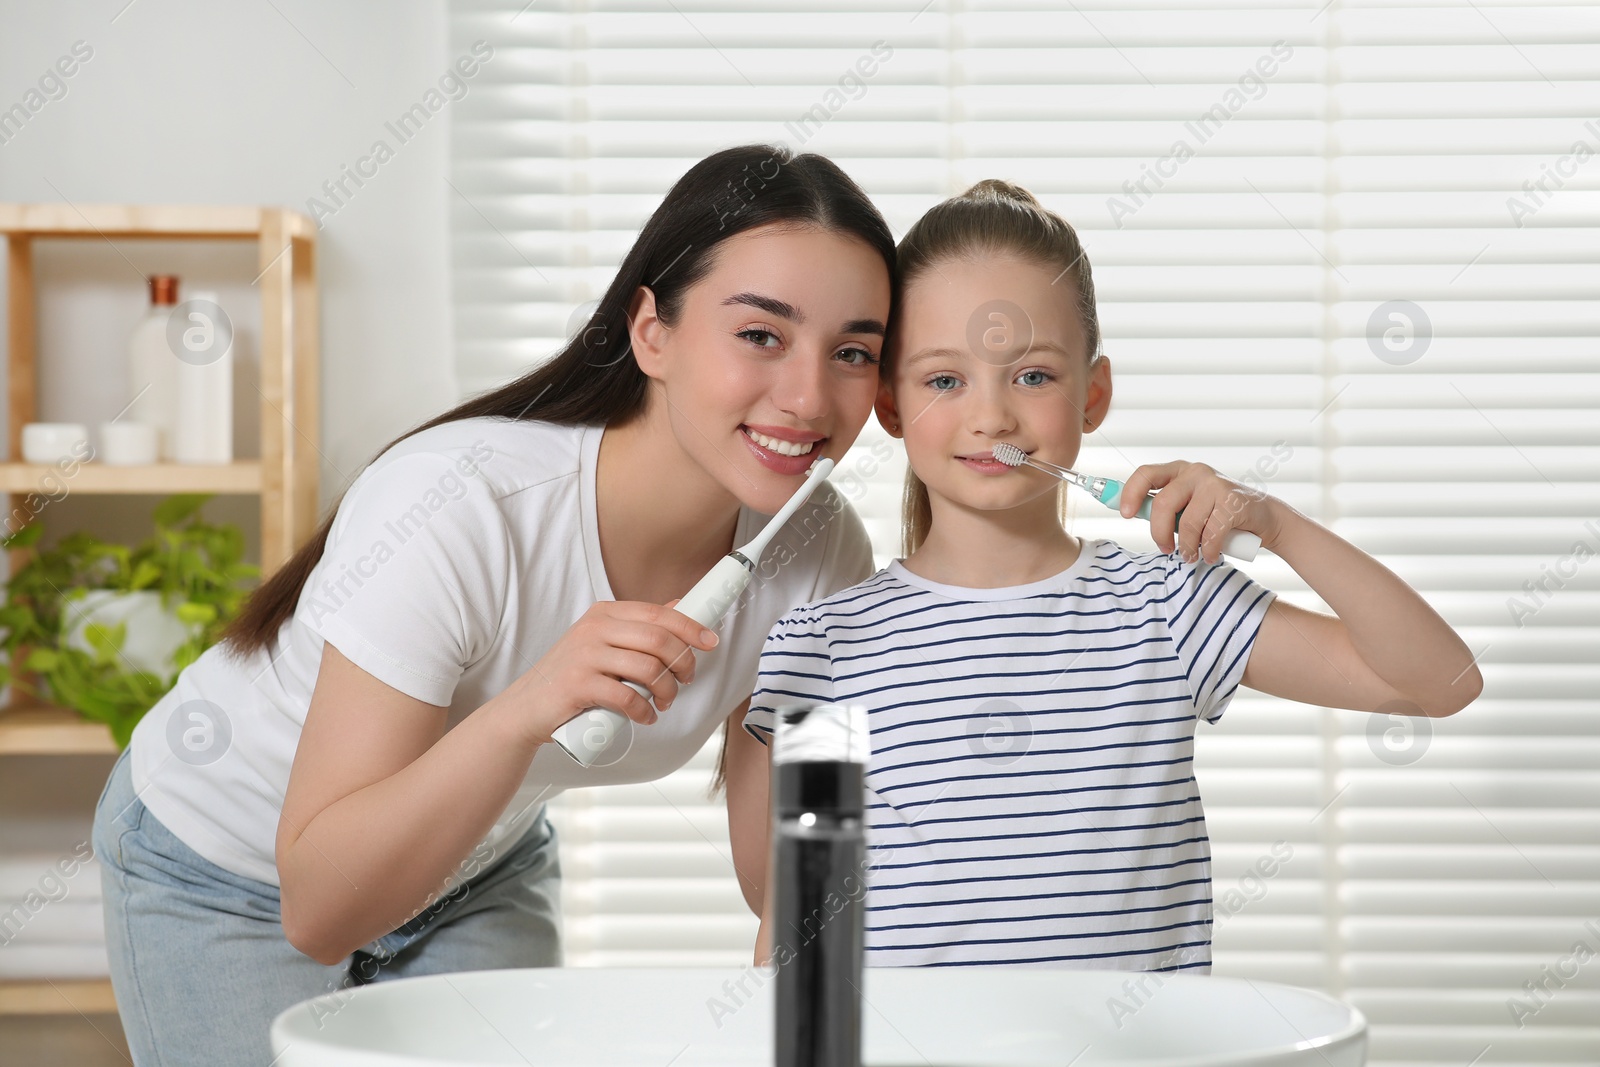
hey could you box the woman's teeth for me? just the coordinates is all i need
[743,427,818,457]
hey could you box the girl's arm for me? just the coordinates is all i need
[1121,461,1483,718]
[723,698,778,964]
[755,883,775,968]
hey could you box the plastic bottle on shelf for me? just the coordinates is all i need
[171,288,234,465]
[126,274,180,461]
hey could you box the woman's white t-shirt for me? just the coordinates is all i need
[127,416,875,888]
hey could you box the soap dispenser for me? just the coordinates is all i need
[127,274,180,460]
[771,703,871,1067]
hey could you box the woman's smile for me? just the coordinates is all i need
[739,422,829,474]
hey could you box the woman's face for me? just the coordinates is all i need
[630,222,890,515]
[877,252,1112,519]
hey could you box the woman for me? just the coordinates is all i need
[93,143,894,1066]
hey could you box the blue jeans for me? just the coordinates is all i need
[92,746,563,1067]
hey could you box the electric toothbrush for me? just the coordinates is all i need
[550,456,838,767]
[990,442,1262,561]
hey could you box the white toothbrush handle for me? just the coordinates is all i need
[1216,528,1262,562]
[551,555,754,767]
[1107,484,1263,562]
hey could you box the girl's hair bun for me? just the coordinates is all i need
[892,180,1097,365]
[957,179,1044,210]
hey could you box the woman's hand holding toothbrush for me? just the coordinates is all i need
[1118,461,1286,566]
[499,598,719,749]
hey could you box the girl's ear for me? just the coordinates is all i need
[627,285,670,380]
[1083,354,1113,433]
[874,378,903,437]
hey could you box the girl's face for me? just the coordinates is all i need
[878,253,1112,520]
[630,222,890,515]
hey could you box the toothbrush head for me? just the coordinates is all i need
[987,444,1097,495]
[991,442,1029,467]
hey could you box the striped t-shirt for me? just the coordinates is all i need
[744,538,1275,971]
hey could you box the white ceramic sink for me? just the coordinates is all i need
[271,966,1365,1067]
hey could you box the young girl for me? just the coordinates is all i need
[727,180,1482,972]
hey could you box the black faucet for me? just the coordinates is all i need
[771,703,869,1067]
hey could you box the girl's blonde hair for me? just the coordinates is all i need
[887,179,1104,557]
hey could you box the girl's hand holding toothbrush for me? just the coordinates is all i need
[501,597,718,749]
[1118,461,1287,566]
[1123,459,1483,716]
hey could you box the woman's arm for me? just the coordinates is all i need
[276,643,543,964]
[1121,461,1484,718]
[279,598,718,964]
[723,698,777,964]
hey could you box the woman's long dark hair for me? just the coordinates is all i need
[218,144,896,662]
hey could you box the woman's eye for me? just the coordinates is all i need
[836,346,881,367]
[1017,370,1053,387]
[738,328,781,348]
[928,374,961,392]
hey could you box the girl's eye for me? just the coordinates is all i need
[1017,370,1054,387]
[737,328,781,348]
[836,346,882,367]
[928,374,961,392]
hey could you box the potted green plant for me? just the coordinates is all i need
[0,494,259,747]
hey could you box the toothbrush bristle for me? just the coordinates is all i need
[991,443,1027,467]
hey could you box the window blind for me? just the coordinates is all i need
[447,2,1600,1062]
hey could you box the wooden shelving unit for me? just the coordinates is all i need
[0,461,262,495]
[0,978,118,1015]
[0,204,320,1015]
[0,700,118,756]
